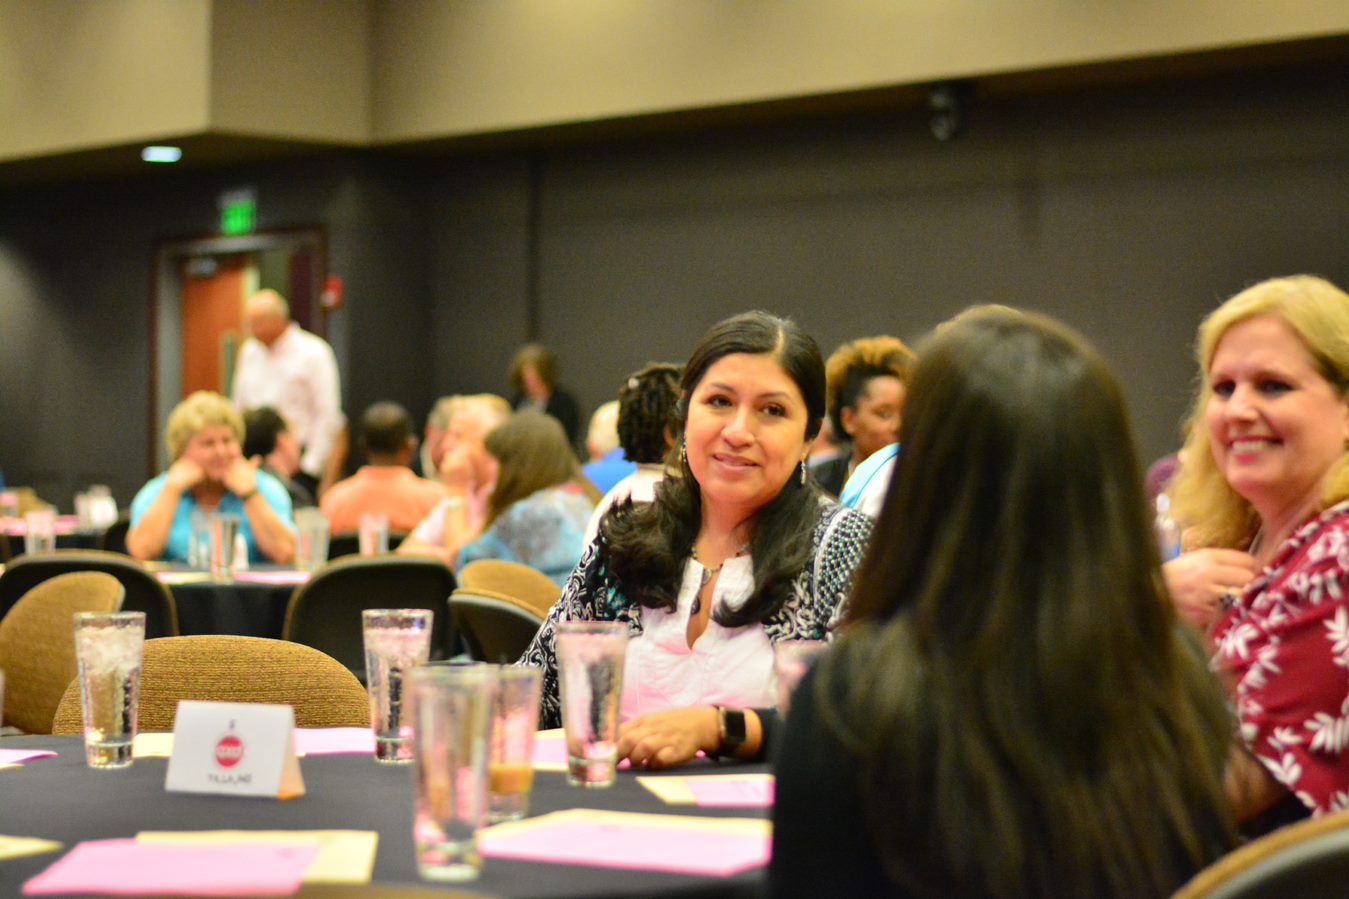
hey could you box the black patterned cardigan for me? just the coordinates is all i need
[518,501,873,728]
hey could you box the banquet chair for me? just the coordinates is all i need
[0,549,178,639]
[51,635,369,734]
[281,554,456,681]
[326,531,408,559]
[0,572,125,734]
[0,531,10,563]
[1172,808,1349,899]
[456,559,561,618]
[448,589,545,663]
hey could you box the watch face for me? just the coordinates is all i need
[721,707,747,749]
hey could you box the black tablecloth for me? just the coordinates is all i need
[0,736,768,897]
[168,577,298,638]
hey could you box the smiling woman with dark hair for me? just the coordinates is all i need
[519,311,872,768]
[770,308,1234,897]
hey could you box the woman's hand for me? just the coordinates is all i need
[617,708,720,770]
[165,457,205,493]
[222,456,259,498]
[438,443,476,492]
[1163,548,1259,630]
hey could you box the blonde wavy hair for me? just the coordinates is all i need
[1170,275,1349,548]
[165,391,243,460]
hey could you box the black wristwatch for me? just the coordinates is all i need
[716,706,747,758]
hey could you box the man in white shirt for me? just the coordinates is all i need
[232,289,344,493]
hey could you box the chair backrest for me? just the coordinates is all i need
[0,571,125,734]
[99,513,131,555]
[1173,809,1349,899]
[448,589,545,663]
[456,559,561,618]
[51,635,370,734]
[281,554,457,679]
[0,550,178,638]
[0,531,10,564]
[326,532,408,560]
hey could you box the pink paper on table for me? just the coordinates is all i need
[232,569,311,585]
[292,727,376,756]
[479,815,769,876]
[22,839,319,896]
[686,778,775,808]
[0,748,58,765]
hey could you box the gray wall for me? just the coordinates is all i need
[2,63,1347,509]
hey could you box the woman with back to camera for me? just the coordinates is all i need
[519,311,873,767]
[770,308,1233,897]
[128,391,296,564]
[1170,275,1349,830]
[456,412,601,586]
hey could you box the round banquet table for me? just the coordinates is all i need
[0,735,768,898]
[155,566,310,639]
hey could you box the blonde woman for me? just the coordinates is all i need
[128,391,295,564]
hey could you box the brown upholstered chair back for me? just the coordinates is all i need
[0,571,125,734]
[456,559,560,618]
[51,635,369,735]
[448,588,545,664]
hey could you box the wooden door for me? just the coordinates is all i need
[181,256,248,397]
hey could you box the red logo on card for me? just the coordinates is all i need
[214,734,245,768]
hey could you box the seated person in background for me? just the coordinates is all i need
[520,312,872,766]
[242,406,315,509]
[319,401,447,534]
[508,343,582,451]
[458,412,601,585]
[581,401,636,494]
[128,391,295,564]
[770,307,1234,896]
[810,335,914,497]
[583,362,682,544]
[1170,275,1349,830]
[398,394,511,564]
[413,395,457,479]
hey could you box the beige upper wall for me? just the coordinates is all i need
[371,0,1349,141]
[210,0,370,142]
[0,0,213,162]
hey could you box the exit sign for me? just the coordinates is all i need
[219,188,257,236]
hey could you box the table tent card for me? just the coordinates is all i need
[165,701,305,799]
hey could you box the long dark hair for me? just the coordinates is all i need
[484,412,600,527]
[820,308,1233,896]
[601,311,826,627]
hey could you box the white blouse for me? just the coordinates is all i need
[619,554,777,720]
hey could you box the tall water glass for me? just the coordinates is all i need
[0,490,18,521]
[408,665,494,882]
[773,640,828,718]
[0,668,5,728]
[363,609,433,763]
[294,508,330,572]
[210,513,240,581]
[556,621,628,788]
[23,507,56,555]
[359,513,389,555]
[188,509,212,569]
[488,666,542,822]
[73,611,145,768]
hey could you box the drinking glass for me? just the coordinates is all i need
[73,611,145,768]
[23,507,56,555]
[359,513,389,555]
[773,640,828,718]
[408,665,494,882]
[188,509,212,569]
[0,668,6,728]
[556,621,628,788]
[487,666,542,822]
[363,608,433,763]
[294,508,330,572]
[0,490,18,521]
[210,513,240,581]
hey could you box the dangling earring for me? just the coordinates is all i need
[799,459,808,486]
[680,441,688,467]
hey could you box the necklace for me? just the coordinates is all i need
[689,543,749,615]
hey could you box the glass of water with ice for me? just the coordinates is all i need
[362,608,433,763]
[73,611,145,769]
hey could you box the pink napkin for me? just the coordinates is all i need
[686,777,775,808]
[22,839,319,896]
[232,570,311,585]
[479,816,769,876]
[292,727,375,756]
[0,748,59,765]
